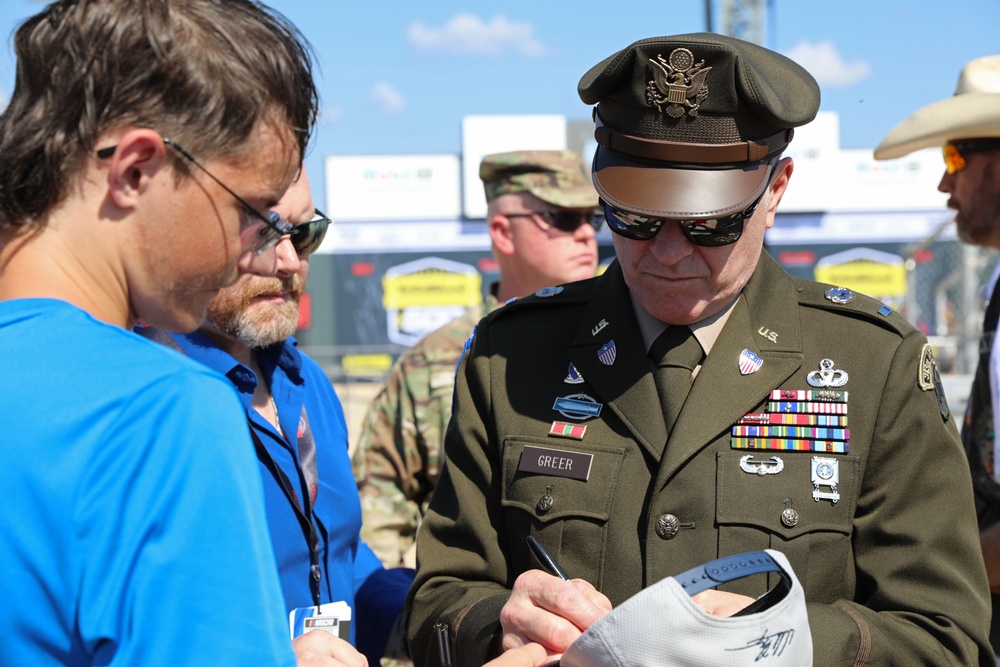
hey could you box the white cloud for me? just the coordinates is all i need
[369,82,407,116]
[784,40,872,87]
[318,105,343,124]
[408,14,547,57]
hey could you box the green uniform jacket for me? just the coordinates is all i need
[405,254,994,667]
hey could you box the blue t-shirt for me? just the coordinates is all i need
[0,300,295,667]
[171,333,385,619]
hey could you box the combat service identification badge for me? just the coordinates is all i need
[646,48,712,118]
[918,343,950,422]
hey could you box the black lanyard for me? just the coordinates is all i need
[132,325,324,607]
[249,405,322,609]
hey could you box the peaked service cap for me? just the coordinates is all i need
[875,55,1000,159]
[480,150,599,209]
[559,549,812,667]
[578,33,819,219]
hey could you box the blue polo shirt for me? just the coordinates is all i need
[170,332,396,652]
[0,300,294,667]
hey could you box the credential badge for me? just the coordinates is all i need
[646,48,712,118]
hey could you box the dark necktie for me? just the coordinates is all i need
[649,325,704,434]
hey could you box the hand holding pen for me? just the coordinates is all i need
[491,536,611,660]
[525,535,569,580]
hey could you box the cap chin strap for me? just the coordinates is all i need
[593,108,792,166]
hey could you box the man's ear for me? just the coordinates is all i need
[763,157,794,229]
[489,212,515,256]
[101,129,170,211]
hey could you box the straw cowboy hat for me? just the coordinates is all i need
[875,55,1000,159]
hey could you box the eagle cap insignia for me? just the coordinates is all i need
[646,48,713,118]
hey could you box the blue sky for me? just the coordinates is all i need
[0,0,997,211]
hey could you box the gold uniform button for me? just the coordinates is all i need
[655,513,680,540]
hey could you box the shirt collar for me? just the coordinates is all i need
[632,294,740,357]
[170,331,303,394]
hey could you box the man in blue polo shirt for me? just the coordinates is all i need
[141,167,412,666]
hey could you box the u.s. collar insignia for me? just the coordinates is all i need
[824,286,855,304]
[806,358,848,388]
[535,286,563,298]
[646,48,712,118]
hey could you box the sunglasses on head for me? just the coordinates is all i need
[943,139,1000,175]
[504,209,605,233]
[287,209,331,256]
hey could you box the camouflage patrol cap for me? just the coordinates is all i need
[578,33,820,219]
[479,150,599,209]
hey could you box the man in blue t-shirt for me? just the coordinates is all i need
[0,2,355,666]
[141,167,412,666]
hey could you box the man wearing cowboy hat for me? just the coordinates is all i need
[877,54,1000,655]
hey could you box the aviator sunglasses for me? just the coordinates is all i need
[96,138,293,255]
[602,165,777,246]
[943,139,1000,175]
[504,209,606,233]
[288,209,331,256]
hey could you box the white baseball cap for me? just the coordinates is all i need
[558,549,812,667]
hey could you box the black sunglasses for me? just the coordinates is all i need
[602,166,776,246]
[96,138,293,255]
[288,209,331,256]
[504,209,605,233]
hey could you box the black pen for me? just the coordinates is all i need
[434,622,453,667]
[525,534,569,580]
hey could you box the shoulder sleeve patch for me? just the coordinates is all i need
[918,344,951,422]
[918,344,935,391]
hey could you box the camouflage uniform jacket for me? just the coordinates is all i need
[354,292,502,568]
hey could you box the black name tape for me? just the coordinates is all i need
[518,445,593,481]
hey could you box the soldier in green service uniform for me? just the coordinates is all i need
[353,150,601,568]
[406,33,995,667]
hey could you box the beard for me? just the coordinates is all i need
[206,273,304,350]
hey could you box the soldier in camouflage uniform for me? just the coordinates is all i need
[353,150,601,568]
